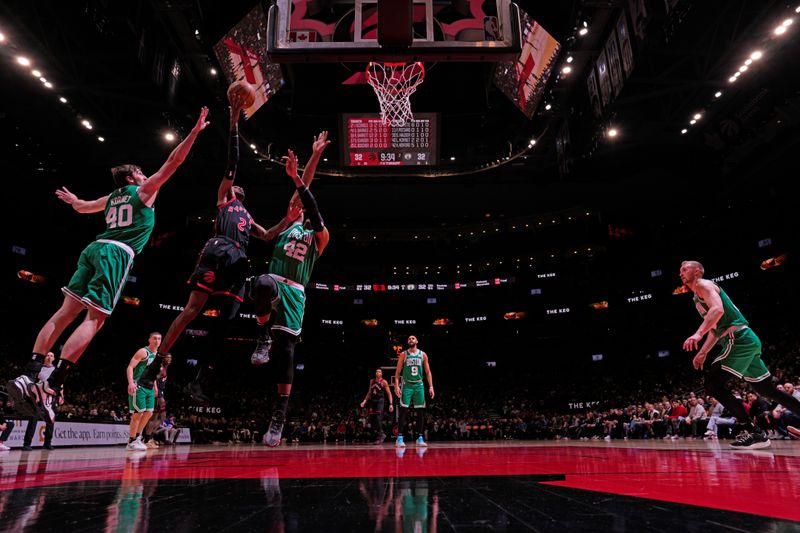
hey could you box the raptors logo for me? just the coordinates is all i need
[203,271,216,284]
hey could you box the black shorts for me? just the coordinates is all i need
[188,236,249,301]
[368,401,384,416]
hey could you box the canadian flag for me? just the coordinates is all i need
[289,31,318,43]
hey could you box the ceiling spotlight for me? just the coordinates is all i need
[681,129,688,134]
[714,91,722,98]
[39,77,47,83]
[796,6,800,13]
[194,29,200,36]
[728,76,737,83]
[323,158,328,162]
[97,136,105,142]
[739,65,748,73]
[733,72,741,78]
[16,56,31,67]
[750,50,763,60]
[209,68,217,76]
[782,18,794,26]
[690,119,696,125]
[44,82,53,89]
[607,128,618,138]
[545,103,552,111]
[59,96,67,103]
[250,144,256,149]
[529,139,536,146]
[562,66,572,74]
[81,119,93,130]
[693,113,702,120]
[744,59,752,66]
[566,56,574,63]
[0,32,5,43]
[31,69,42,77]
[450,156,456,161]
[579,27,588,36]
[775,25,787,35]
[164,132,175,142]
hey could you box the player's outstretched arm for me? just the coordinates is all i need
[139,106,210,204]
[217,103,245,207]
[55,187,109,214]
[250,201,302,242]
[299,131,330,187]
[285,149,330,255]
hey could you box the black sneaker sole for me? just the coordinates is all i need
[730,440,771,450]
[5,380,24,403]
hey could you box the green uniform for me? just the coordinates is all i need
[400,485,429,533]
[267,222,319,335]
[695,283,770,382]
[64,185,155,314]
[128,348,157,412]
[400,349,426,408]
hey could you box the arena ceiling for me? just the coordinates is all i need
[1,0,797,239]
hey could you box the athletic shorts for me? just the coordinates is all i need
[270,275,306,336]
[368,401,385,416]
[128,386,155,413]
[63,239,135,315]
[712,327,770,382]
[400,382,425,408]
[187,236,248,301]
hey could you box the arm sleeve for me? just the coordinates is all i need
[296,186,325,231]
[224,129,240,181]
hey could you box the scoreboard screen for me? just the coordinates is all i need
[341,113,439,167]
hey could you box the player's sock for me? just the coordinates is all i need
[23,353,46,380]
[275,393,290,416]
[416,408,426,437]
[48,359,75,389]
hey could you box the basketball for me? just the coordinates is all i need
[227,80,256,108]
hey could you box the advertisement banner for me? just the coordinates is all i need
[3,421,191,448]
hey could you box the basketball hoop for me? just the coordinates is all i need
[365,62,425,127]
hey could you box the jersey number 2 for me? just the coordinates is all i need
[284,241,308,262]
[106,204,133,229]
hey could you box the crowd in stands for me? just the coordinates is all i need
[1,332,798,445]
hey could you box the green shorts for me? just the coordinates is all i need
[712,327,770,382]
[270,276,306,336]
[128,386,155,413]
[400,382,425,408]
[63,240,134,315]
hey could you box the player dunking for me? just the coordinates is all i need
[126,332,167,451]
[680,260,800,449]
[141,98,298,400]
[248,134,330,447]
[360,369,394,444]
[6,108,210,423]
[394,335,434,448]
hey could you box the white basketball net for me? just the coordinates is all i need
[366,62,425,127]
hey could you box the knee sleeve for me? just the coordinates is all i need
[272,331,298,385]
[249,275,278,317]
[751,378,800,413]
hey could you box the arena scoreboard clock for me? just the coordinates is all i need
[341,113,439,167]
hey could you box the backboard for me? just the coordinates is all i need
[267,0,522,62]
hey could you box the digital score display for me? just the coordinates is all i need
[341,113,438,166]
